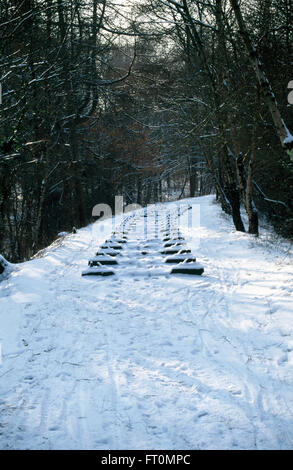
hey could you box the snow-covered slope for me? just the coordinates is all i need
[0,195,292,450]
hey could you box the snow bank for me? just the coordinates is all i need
[0,196,292,450]
[0,255,13,281]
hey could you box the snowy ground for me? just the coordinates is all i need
[0,195,292,450]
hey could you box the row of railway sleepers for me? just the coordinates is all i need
[82,206,204,277]
[160,212,204,275]
[139,207,204,275]
[81,213,138,276]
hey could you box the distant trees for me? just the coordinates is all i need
[0,1,155,261]
[0,0,292,263]
[133,0,293,236]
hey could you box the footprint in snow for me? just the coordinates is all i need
[24,375,34,382]
[277,353,288,365]
[197,411,208,418]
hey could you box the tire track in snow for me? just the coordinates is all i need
[102,322,121,449]
[177,259,268,448]
[2,199,292,449]
[184,236,293,449]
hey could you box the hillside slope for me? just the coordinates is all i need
[0,195,292,450]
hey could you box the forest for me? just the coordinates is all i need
[0,0,292,262]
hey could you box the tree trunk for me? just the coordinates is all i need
[225,183,246,232]
[145,179,152,205]
[33,145,49,250]
[246,151,259,235]
[189,157,197,197]
[230,0,293,161]
[180,0,244,230]
[137,176,142,205]
[200,142,232,214]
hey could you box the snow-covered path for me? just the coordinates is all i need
[0,196,293,450]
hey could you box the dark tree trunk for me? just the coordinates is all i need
[189,163,197,197]
[225,183,246,232]
[246,152,259,236]
[137,177,142,205]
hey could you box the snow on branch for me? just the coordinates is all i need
[253,182,289,209]
[282,119,293,147]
